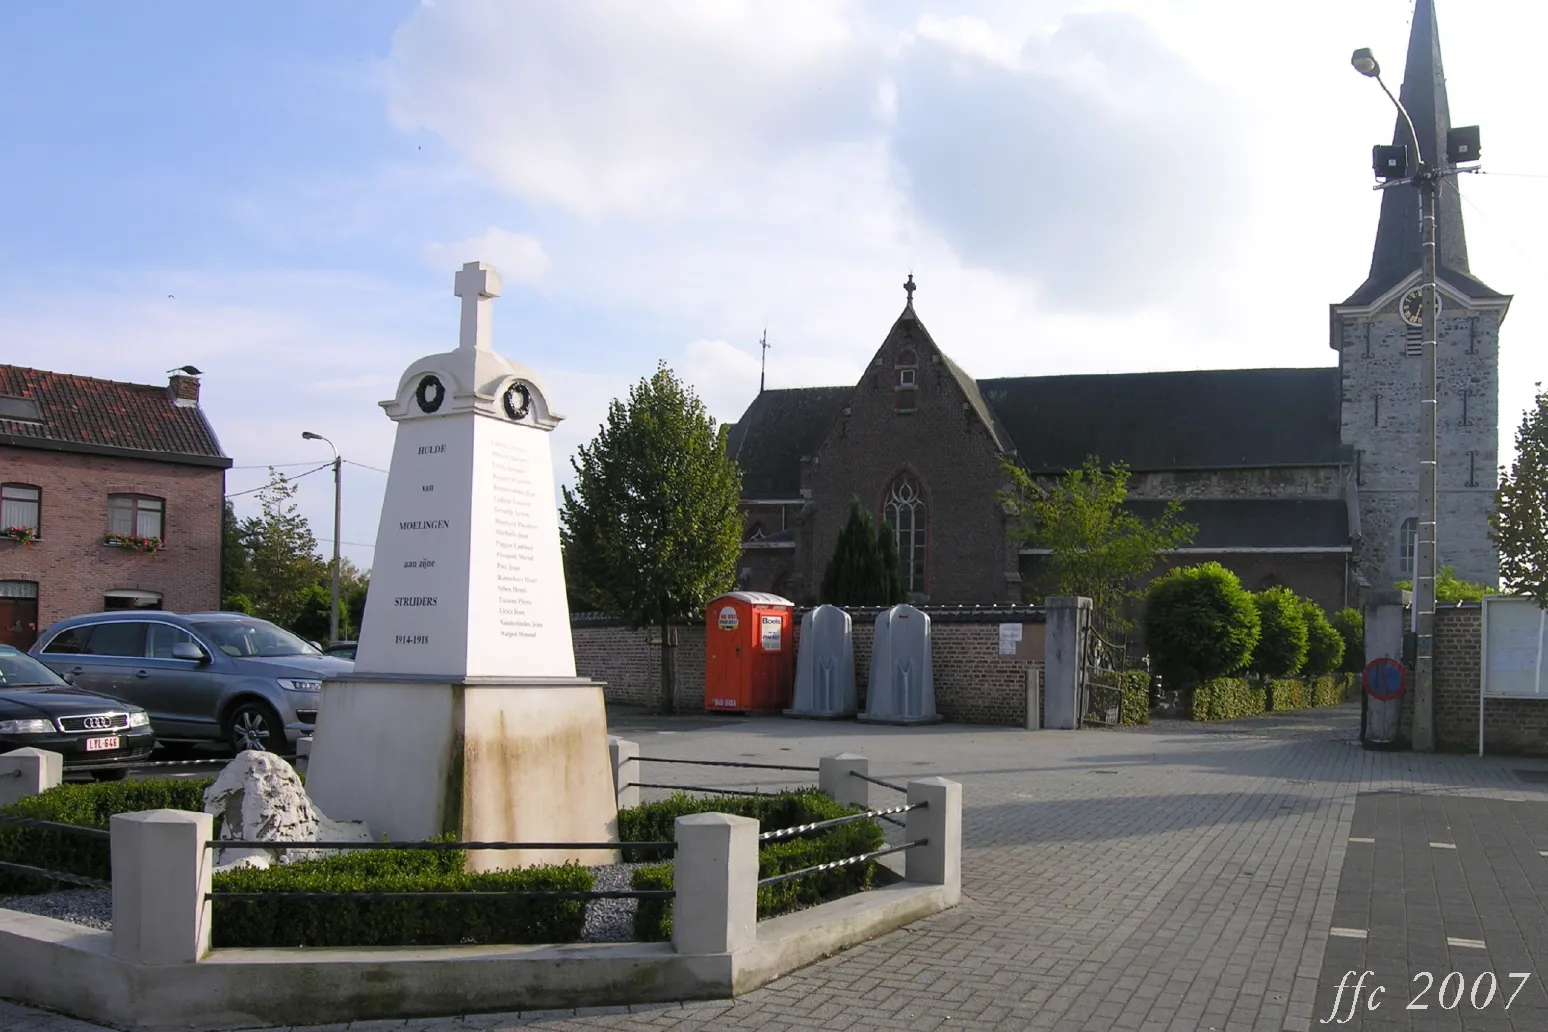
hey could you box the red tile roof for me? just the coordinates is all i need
[0,365,230,468]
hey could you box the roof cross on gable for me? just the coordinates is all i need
[454,261,503,352]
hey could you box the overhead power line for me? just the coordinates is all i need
[224,462,332,498]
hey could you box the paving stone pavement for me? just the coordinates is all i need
[7,703,1548,1032]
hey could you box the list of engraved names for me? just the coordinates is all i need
[490,435,545,640]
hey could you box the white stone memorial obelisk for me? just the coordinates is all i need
[305,261,619,870]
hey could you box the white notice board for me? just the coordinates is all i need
[1481,595,1548,699]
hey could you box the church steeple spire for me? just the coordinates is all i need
[1346,0,1497,304]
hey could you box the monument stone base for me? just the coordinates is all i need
[304,678,620,871]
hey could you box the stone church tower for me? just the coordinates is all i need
[1331,0,1510,594]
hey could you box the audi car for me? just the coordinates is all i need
[0,644,155,778]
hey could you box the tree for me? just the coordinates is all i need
[239,469,326,630]
[1492,384,1548,607]
[290,583,335,645]
[1001,456,1195,628]
[820,499,904,606]
[220,499,252,610]
[561,363,743,713]
[1300,599,1345,677]
[1395,565,1490,603]
[1248,587,1309,677]
[1331,608,1364,673]
[1143,562,1260,687]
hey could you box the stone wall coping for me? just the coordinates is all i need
[573,604,1046,628]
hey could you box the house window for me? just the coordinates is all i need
[883,472,928,594]
[1,484,40,534]
[1399,517,1419,575]
[108,494,164,540]
[895,348,918,388]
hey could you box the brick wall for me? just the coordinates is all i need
[0,448,225,634]
[574,609,1045,726]
[1397,603,1548,755]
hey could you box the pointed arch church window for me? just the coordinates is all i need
[884,473,927,593]
[1399,517,1418,575]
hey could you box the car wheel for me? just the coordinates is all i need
[90,768,128,782]
[225,701,286,755]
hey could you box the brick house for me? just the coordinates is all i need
[725,2,1504,614]
[0,365,231,648]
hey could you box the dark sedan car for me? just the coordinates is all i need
[0,644,155,779]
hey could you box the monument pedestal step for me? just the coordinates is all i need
[304,677,619,871]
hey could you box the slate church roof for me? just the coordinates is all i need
[1345,0,1502,305]
[725,385,850,497]
[0,364,231,468]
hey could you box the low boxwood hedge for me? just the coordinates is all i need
[626,790,884,942]
[211,847,592,948]
[1310,674,1353,707]
[0,778,213,892]
[1266,678,1308,712]
[1191,677,1266,721]
[1118,670,1150,726]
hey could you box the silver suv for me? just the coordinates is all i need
[30,611,352,754]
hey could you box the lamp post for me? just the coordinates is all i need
[1351,47,1480,752]
[302,431,342,645]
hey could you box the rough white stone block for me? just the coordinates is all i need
[905,777,962,905]
[671,812,758,955]
[608,736,639,810]
[818,753,869,810]
[203,751,372,871]
[111,809,213,966]
[0,747,61,808]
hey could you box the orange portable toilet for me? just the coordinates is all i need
[704,592,796,713]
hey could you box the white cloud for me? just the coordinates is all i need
[424,227,552,286]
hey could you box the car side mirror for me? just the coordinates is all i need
[172,642,208,663]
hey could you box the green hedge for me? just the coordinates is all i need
[1310,674,1355,707]
[1191,678,1265,721]
[211,847,591,948]
[1118,670,1150,726]
[1266,678,1308,712]
[0,779,214,892]
[627,790,883,942]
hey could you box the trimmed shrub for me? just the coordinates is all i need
[1300,601,1345,677]
[1118,670,1150,726]
[1144,563,1260,687]
[0,779,213,891]
[1266,679,1308,712]
[625,790,883,942]
[1191,677,1266,721]
[212,849,591,948]
[1249,587,1309,677]
[1331,608,1364,673]
[1309,674,1347,708]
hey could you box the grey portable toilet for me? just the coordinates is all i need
[787,605,856,719]
[860,604,942,725]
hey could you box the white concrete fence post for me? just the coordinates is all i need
[0,747,62,808]
[671,812,758,955]
[818,752,869,810]
[905,777,962,905]
[608,736,640,810]
[111,809,213,965]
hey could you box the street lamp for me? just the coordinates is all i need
[302,431,343,645]
[1351,46,1482,752]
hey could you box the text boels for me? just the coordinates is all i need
[393,596,438,607]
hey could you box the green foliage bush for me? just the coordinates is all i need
[1266,679,1308,712]
[1118,670,1150,726]
[1249,587,1309,677]
[1144,563,1260,686]
[1299,601,1345,676]
[212,848,591,948]
[1330,608,1364,673]
[820,498,904,606]
[0,779,213,891]
[1191,678,1265,721]
[624,790,884,942]
[1309,675,1350,708]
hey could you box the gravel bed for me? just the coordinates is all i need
[0,888,112,931]
[2,863,654,942]
[581,861,648,943]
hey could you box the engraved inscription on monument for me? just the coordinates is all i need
[490,434,545,642]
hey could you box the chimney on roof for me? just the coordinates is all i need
[167,366,202,407]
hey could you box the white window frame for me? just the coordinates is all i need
[1,483,40,534]
[1398,516,1418,575]
[884,473,928,594]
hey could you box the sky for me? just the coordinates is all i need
[3,0,1546,575]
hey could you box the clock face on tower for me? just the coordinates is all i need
[1401,288,1440,328]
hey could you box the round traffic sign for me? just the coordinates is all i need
[1363,657,1407,701]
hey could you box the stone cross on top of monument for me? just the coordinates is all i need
[455,260,503,352]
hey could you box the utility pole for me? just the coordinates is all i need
[1351,44,1481,752]
[302,431,343,644]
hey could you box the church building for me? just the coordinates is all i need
[724,0,1506,615]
